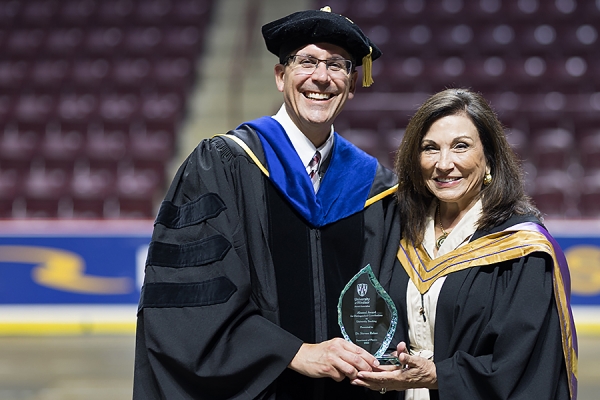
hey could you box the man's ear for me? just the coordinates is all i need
[274,64,285,93]
[348,70,358,99]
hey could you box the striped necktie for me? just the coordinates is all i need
[307,150,321,192]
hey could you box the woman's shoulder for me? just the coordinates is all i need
[472,214,542,241]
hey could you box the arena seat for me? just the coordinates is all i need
[115,166,162,218]
[161,26,206,59]
[111,58,153,90]
[139,91,182,128]
[43,27,84,57]
[0,60,30,94]
[556,23,598,56]
[0,95,15,125]
[19,0,60,28]
[4,0,598,219]
[0,200,14,218]
[71,59,111,91]
[505,127,529,162]
[153,57,195,94]
[22,165,72,218]
[95,0,135,26]
[97,93,140,123]
[82,27,125,57]
[84,125,128,165]
[170,0,212,25]
[530,128,575,171]
[133,0,176,25]
[380,56,422,87]
[69,164,117,219]
[578,130,600,170]
[123,27,164,56]
[5,29,46,58]
[29,59,71,91]
[0,124,41,170]
[579,171,600,217]
[56,93,99,123]
[39,127,85,171]
[13,93,56,124]
[129,127,174,163]
[312,0,599,218]
[530,169,577,218]
[476,23,518,56]
[0,168,22,218]
[57,0,97,27]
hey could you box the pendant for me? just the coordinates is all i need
[436,233,448,249]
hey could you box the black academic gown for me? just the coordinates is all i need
[380,215,571,400]
[133,123,400,400]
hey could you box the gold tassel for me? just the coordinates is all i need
[362,46,374,87]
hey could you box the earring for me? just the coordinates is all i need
[483,172,492,186]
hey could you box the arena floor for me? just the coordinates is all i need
[0,334,598,399]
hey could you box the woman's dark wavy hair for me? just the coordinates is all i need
[394,88,541,245]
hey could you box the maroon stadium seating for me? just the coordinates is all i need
[0,0,214,219]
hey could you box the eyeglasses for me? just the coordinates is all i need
[286,54,353,76]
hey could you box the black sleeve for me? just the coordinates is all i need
[434,254,569,400]
[133,138,302,400]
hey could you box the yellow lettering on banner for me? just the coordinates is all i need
[566,245,600,296]
[0,246,133,294]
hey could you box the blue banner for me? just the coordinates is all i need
[0,221,150,307]
[561,238,600,306]
[0,220,598,306]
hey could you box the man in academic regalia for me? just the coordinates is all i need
[133,7,399,400]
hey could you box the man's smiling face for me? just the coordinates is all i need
[275,42,357,144]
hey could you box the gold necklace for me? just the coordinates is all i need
[436,204,450,249]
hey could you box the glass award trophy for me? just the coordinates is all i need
[337,264,399,365]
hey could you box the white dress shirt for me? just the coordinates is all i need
[272,104,334,192]
[405,199,483,400]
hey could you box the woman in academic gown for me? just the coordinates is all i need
[354,89,578,399]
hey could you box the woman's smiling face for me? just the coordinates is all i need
[420,114,489,211]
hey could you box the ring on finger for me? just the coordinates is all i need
[380,387,386,394]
